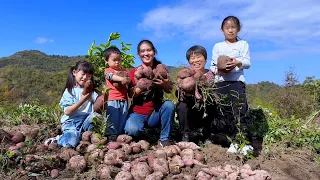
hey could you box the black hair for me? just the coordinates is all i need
[103,46,121,61]
[221,16,242,41]
[64,60,95,95]
[137,40,162,67]
[186,45,207,61]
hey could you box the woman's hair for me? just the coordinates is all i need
[137,40,162,67]
[103,46,121,62]
[64,60,95,95]
[221,15,242,40]
[186,45,207,61]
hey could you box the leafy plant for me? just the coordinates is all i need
[87,32,135,91]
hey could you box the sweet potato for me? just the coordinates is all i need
[142,66,154,79]
[87,149,105,165]
[36,144,48,152]
[164,145,180,158]
[122,161,132,172]
[104,149,125,165]
[82,80,93,95]
[134,66,144,82]
[86,143,98,153]
[50,169,59,178]
[137,140,150,151]
[0,129,13,143]
[180,149,194,167]
[97,164,111,180]
[169,155,185,175]
[59,148,80,161]
[131,162,152,180]
[194,151,205,163]
[131,142,142,153]
[152,158,169,175]
[179,77,196,93]
[68,155,86,173]
[113,71,130,89]
[115,171,134,180]
[196,171,211,180]
[16,142,25,149]
[193,69,205,80]
[201,166,228,178]
[82,131,93,142]
[121,143,132,155]
[146,171,164,180]
[155,64,169,79]
[176,142,200,150]
[172,174,194,180]
[76,141,91,154]
[177,67,195,79]
[10,132,25,144]
[155,149,167,159]
[217,55,233,73]
[226,171,239,180]
[106,141,122,150]
[147,152,156,168]
[136,78,153,91]
[250,170,271,180]
[48,142,58,151]
[91,133,102,144]
[117,134,133,144]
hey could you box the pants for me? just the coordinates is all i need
[58,112,102,147]
[212,81,249,139]
[106,100,128,136]
[124,100,175,141]
[176,97,213,140]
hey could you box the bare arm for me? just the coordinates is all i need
[64,93,91,115]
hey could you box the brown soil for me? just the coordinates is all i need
[0,125,319,180]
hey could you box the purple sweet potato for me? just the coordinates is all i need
[10,132,25,144]
[177,67,195,79]
[179,77,196,93]
[82,131,93,142]
[147,152,156,168]
[217,55,233,73]
[87,149,105,165]
[154,149,167,159]
[134,66,144,82]
[196,171,212,180]
[86,143,98,153]
[131,142,142,154]
[122,161,132,172]
[155,64,169,79]
[76,141,91,154]
[117,134,133,144]
[137,140,150,151]
[104,149,125,165]
[59,148,80,162]
[115,171,134,180]
[97,164,112,180]
[36,144,48,152]
[82,80,93,95]
[164,145,180,158]
[68,155,87,173]
[121,143,133,155]
[131,162,152,180]
[106,142,122,150]
[48,142,58,151]
[176,142,200,150]
[0,129,13,143]
[142,66,154,79]
[50,169,59,178]
[136,78,153,91]
[152,158,169,175]
[194,151,205,163]
[90,133,102,144]
[146,171,164,180]
[169,155,185,175]
[180,149,194,167]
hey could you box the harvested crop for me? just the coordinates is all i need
[76,141,90,154]
[117,134,133,144]
[164,145,180,158]
[217,55,233,73]
[179,77,196,93]
[155,64,169,79]
[50,169,59,178]
[59,148,80,161]
[196,171,211,180]
[106,141,121,150]
[131,161,152,180]
[104,149,125,165]
[68,155,86,173]
[82,131,93,142]
[147,152,155,168]
[113,71,130,89]
[82,80,93,95]
[48,142,58,151]
[180,149,194,167]
[136,78,153,91]
[176,142,201,150]
[97,164,111,180]
[122,161,132,172]
[142,66,154,79]
[134,66,144,82]
[169,155,185,175]
[137,140,150,151]
[36,144,48,152]
[87,149,104,165]
[131,142,142,153]
[153,158,169,175]
[86,143,97,153]
[146,171,164,180]
[194,151,205,163]
[155,149,167,159]
[10,132,25,144]
[115,171,134,180]
[177,67,195,79]
[121,143,132,155]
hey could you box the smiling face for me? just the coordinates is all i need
[188,52,206,72]
[138,42,156,66]
[73,69,93,88]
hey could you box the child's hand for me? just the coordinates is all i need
[80,92,92,103]
[226,57,241,71]
[121,77,131,86]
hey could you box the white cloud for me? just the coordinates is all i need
[35,37,54,44]
[138,0,320,60]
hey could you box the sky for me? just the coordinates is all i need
[1,0,319,85]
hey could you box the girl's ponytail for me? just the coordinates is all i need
[63,66,76,95]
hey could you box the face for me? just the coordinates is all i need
[73,69,93,87]
[138,43,155,66]
[189,53,206,71]
[107,53,121,69]
[221,20,239,41]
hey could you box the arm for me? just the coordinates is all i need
[210,44,219,75]
[61,91,91,116]
[105,72,131,85]
[238,41,251,69]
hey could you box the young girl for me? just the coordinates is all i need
[104,46,131,140]
[210,16,252,153]
[46,60,106,148]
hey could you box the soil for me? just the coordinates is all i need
[1,124,319,180]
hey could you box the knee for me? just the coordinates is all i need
[163,100,175,111]
[124,121,142,137]
[58,131,80,148]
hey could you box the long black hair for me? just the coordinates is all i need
[64,60,95,95]
[137,39,162,68]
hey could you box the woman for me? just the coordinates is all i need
[124,40,175,147]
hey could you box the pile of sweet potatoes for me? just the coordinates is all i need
[134,64,169,92]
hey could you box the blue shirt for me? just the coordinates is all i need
[59,87,98,124]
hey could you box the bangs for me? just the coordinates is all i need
[77,62,94,75]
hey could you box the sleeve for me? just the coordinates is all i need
[92,91,99,101]
[129,68,136,86]
[238,41,251,70]
[59,89,75,112]
[210,44,219,74]
[104,68,114,80]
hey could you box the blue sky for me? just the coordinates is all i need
[1,0,319,85]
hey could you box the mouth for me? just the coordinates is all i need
[192,63,201,68]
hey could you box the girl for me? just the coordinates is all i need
[210,16,252,152]
[124,40,175,148]
[176,45,214,144]
[104,46,131,140]
[45,60,106,148]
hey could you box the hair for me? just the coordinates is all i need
[186,45,207,61]
[64,60,95,95]
[103,46,121,61]
[221,16,242,41]
[137,39,162,67]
